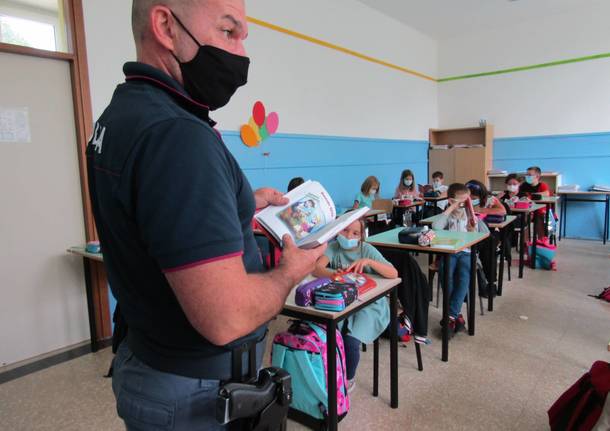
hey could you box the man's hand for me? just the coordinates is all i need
[279,235,327,285]
[254,188,288,210]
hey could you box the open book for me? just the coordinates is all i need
[255,180,369,249]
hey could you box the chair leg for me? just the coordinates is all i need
[507,257,512,281]
[415,342,423,371]
[479,295,485,316]
[373,339,379,397]
[436,273,441,309]
[362,343,367,353]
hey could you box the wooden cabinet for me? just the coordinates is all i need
[428,125,494,185]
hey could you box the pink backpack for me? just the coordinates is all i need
[271,321,350,420]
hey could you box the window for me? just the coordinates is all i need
[0,14,56,51]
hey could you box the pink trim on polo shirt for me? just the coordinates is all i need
[162,251,244,273]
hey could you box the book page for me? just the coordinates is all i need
[255,181,336,244]
[297,206,369,249]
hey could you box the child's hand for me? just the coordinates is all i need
[346,259,371,274]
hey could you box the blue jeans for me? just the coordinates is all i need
[442,252,472,319]
[112,342,225,430]
[342,334,361,380]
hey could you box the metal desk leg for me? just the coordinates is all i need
[373,339,379,397]
[390,287,398,408]
[83,258,99,352]
[544,203,550,238]
[604,195,610,245]
[531,212,538,269]
[562,196,568,239]
[488,234,497,312]
[327,319,338,431]
[497,227,506,296]
[442,254,450,362]
[469,247,477,335]
[519,213,526,279]
[427,254,434,302]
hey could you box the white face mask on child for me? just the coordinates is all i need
[433,180,442,190]
[507,184,519,193]
[370,189,378,196]
[404,179,413,187]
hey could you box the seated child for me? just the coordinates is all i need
[354,176,380,209]
[394,169,421,199]
[499,173,522,211]
[432,183,489,333]
[466,179,506,215]
[519,166,550,238]
[287,176,305,192]
[313,217,397,392]
[428,170,449,211]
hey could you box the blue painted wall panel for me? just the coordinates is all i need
[221,131,429,209]
[494,132,610,240]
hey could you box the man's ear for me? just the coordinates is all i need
[149,5,177,52]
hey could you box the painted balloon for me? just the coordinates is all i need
[248,116,262,141]
[266,112,279,135]
[259,123,269,141]
[241,124,260,147]
[252,101,266,127]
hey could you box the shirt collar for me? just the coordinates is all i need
[123,62,216,127]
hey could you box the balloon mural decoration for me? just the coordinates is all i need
[240,101,279,148]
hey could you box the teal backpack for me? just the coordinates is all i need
[271,321,350,420]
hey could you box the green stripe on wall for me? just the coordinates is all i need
[438,52,610,82]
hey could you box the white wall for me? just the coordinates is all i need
[82,0,438,140]
[438,3,610,137]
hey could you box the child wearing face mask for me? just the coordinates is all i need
[466,180,506,216]
[354,176,380,209]
[519,166,551,239]
[313,217,397,392]
[432,184,489,334]
[499,174,523,210]
[394,169,421,199]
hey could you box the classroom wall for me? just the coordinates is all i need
[438,3,610,239]
[82,0,437,204]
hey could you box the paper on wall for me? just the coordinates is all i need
[0,107,31,143]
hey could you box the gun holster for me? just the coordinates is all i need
[216,343,292,431]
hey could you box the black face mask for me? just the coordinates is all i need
[170,11,249,110]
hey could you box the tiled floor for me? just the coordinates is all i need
[1,239,609,430]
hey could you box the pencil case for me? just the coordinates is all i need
[485,214,507,224]
[514,201,532,209]
[295,277,331,307]
[314,282,358,312]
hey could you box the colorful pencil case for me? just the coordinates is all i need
[295,277,331,307]
[514,201,532,209]
[314,282,358,312]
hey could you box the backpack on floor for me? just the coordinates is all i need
[548,361,610,431]
[271,321,350,421]
[589,287,610,303]
[528,239,557,271]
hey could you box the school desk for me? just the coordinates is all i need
[282,276,404,431]
[365,209,388,223]
[531,196,560,238]
[367,228,489,362]
[422,195,448,214]
[509,204,545,277]
[393,200,424,225]
[67,246,105,352]
[420,215,517,312]
[557,191,610,245]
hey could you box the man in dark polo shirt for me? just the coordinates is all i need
[86,0,326,429]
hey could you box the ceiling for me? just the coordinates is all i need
[355,0,606,40]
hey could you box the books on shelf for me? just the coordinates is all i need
[590,185,610,192]
[255,180,369,249]
[488,169,508,175]
[558,184,580,192]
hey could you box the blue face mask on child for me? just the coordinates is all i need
[337,234,359,250]
[525,175,534,184]
[471,198,480,206]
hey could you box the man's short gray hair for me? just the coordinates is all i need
[131,0,198,45]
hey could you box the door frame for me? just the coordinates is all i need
[0,0,111,342]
